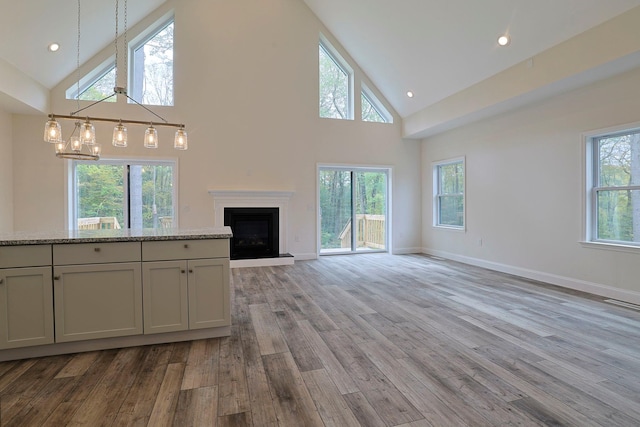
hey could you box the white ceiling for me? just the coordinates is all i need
[303,0,640,118]
[1,0,640,121]
[0,0,165,90]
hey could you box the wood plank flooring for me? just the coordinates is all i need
[2,253,640,426]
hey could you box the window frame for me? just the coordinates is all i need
[67,157,178,231]
[319,34,354,120]
[583,123,640,250]
[128,14,175,107]
[433,157,465,230]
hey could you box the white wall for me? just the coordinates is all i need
[11,0,422,257]
[0,108,13,232]
[422,66,640,303]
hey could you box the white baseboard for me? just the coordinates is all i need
[231,256,295,268]
[421,247,640,305]
[392,247,423,255]
[292,253,318,261]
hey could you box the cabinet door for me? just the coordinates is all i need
[142,260,188,334]
[0,267,54,349]
[54,263,143,342]
[188,258,230,329]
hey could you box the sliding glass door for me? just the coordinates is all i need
[319,167,389,254]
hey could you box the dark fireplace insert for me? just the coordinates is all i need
[224,207,279,260]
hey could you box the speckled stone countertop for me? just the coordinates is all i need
[0,227,232,246]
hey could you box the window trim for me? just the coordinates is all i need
[67,157,178,231]
[128,14,175,106]
[583,122,640,250]
[432,157,465,230]
[319,34,354,120]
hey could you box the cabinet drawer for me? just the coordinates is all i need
[142,239,229,261]
[53,242,141,265]
[0,245,51,268]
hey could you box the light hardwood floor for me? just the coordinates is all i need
[1,254,640,426]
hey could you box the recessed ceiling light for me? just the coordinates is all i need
[48,43,60,52]
[497,35,510,47]
[406,91,414,98]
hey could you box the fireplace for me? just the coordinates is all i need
[224,207,279,260]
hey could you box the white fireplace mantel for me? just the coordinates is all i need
[208,190,294,260]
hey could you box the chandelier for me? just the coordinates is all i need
[44,0,188,161]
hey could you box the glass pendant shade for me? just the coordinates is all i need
[44,119,62,143]
[174,128,188,150]
[112,122,128,147]
[90,143,102,157]
[80,120,96,145]
[70,136,82,152]
[55,141,65,154]
[144,125,158,148]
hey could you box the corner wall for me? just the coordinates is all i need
[0,109,13,232]
[422,66,640,303]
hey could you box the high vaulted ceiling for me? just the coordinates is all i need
[1,0,640,135]
[303,0,640,119]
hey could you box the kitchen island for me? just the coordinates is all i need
[0,227,232,361]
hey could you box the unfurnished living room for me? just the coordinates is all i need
[1,0,640,425]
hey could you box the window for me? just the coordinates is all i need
[319,36,353,120]
[130,18,174,106]
[71,159,176,230]
[587,128,640,246]
[319,166,389,254]
[66,60,116,102]
[361,84,391,123]
[433,158,465,228]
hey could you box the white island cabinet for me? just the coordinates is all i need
[142,239,230,334]
[0,227,232,362]
[0,245,54,349]
[53,242,143,342]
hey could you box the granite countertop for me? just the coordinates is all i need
[0,227,233,246]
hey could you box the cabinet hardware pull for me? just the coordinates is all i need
[189,269,193,273]
[181,269,186,273]
[184,244,189,249]
[0,278,4,284]
[94,247,101,252]
[54,276,60,280]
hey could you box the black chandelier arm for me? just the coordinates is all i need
[123,93,169,124]
[49,114,185,129]
[68,92,118,116]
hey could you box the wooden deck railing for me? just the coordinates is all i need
[77,217,121,230]
[339,214,385,249]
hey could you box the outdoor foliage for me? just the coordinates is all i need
[78,66,116,102]
[361,92,386,123]
[319,170,386,249]
[75,163,174,229]
[319,44,348,119]
[437,162,464,227]
[132,21,174,106]
[596,132,640,243]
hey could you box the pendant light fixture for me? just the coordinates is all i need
[44,0,188,160]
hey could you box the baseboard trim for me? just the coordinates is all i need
[292,253,318,261]
[392,247,423,255]
[421,248,640,305]
[231,255,295,268]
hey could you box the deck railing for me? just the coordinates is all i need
[77,217,121,230]
[339,214,385,249]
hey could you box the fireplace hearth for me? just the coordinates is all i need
[224,207,279,260]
